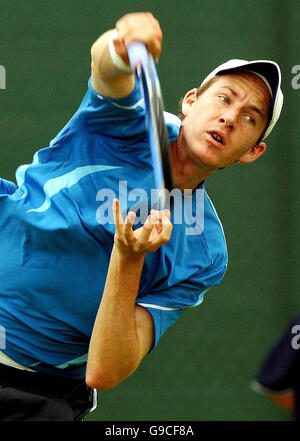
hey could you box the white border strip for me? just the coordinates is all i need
[137,302,182,311]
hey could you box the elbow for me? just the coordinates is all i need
[85,367,125,390]
[86,358,140,390]
[86,372,116,390]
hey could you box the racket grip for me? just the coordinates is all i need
[127,42,149,70]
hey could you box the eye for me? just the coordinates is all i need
[244,114,255,124]
[218,95,230,104]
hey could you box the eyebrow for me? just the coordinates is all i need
[219,85,267,118]
[221,86,238,97]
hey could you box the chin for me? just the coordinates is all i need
[192,148,224,170]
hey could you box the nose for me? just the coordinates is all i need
[219,114,235,129]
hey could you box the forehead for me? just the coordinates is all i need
[208,72,272,117]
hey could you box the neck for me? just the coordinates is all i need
[170,132,215,191]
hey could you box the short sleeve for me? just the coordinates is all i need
[137,278,212,351]
[73,77,146,137]
[50,77,181,150]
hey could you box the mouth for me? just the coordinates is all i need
[207,131,226,147]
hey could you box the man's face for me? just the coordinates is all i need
[180,72,272,170]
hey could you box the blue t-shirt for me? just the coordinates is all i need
[0,77,227,378]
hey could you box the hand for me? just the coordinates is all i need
[113,12,163,65]
[113,199,172,259]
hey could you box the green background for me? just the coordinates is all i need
[0,0,299,421]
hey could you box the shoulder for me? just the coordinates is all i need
[163,112,181,142]
[50,77,148,146]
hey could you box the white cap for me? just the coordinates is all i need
[200,59,283,140]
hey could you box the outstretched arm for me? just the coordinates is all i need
[86,200,172,390]
[90,12,162,98]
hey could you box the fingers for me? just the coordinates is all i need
[150,208,171,233]
[137,214,156,245]
[148,213,173,252]
[112,198,124,236]
[113,198,135,241]
[115,12,163,63]
[113,199,172,256]
[150,208,171,220]
[123,210,136,241]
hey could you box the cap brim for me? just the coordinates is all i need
[217,60,281,104]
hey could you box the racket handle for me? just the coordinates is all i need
[127,41,149,70]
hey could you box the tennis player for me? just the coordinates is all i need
[0,12,283,420]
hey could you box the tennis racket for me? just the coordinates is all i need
[128,42,173,209]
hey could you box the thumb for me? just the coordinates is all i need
[113,37,130,64]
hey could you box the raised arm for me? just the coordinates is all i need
[86,200,172,390]
[90,12,163,98]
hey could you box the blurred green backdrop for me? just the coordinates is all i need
[0,0,299,421]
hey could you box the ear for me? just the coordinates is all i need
[238,142,267,164]
[181,88,198,117]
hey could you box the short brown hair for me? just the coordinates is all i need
[177,77,219,121]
